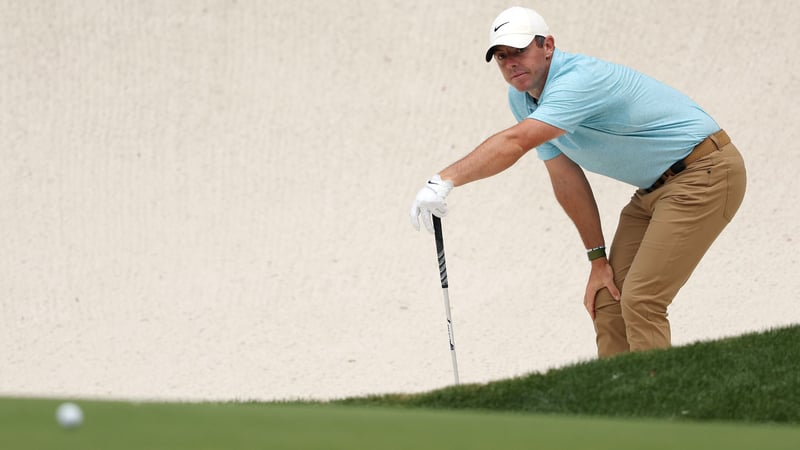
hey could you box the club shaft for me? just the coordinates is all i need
[433,216,459,385]
[441,287,459,384]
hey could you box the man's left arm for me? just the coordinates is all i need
[543,154,621,319]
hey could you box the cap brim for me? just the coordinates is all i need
[484,34,536,62]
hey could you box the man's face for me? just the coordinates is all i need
[492,36,553,97]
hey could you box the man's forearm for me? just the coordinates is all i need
[438,119,565,187]
[549,163,605,251]
[439,131,527,187]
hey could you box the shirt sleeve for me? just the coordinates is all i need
[529,67,611,134]
[534,140,562,161]
[508,88,564,161]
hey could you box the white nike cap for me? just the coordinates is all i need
[485,7,550,62]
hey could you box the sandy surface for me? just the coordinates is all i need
[1,0,798,402]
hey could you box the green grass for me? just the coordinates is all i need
[1,325,799,449]
[338,324,800,424]
[2,399,799,449]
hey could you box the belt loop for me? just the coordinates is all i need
[708,129,729,150]
[709,131,721,149]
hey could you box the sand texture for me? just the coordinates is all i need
[1,0,798,401]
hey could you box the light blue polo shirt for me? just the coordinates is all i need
[510,49,719,188]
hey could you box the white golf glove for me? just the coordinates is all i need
[410,174,454,233]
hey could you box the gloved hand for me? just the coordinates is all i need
[409,174,454,233]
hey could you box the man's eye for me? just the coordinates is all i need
[516,48,526,54]
[495,54,506,60]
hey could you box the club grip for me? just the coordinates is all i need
[433,216,448,289]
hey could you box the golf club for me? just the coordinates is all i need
[432,215,460,385]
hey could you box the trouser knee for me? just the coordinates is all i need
[593,289,629,357]
[620,296,671,351]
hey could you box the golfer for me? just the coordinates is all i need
[409,6,747,357]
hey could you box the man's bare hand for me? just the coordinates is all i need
[583,258,621,320]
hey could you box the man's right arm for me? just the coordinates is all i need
[410,118,563,233]
[439,118,565,186]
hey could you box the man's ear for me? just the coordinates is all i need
[545,35,556,59]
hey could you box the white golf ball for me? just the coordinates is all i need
[55,402,84,429]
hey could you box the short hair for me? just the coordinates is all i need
[533,35,546,48]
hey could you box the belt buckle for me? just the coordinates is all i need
[669,159,686,175]
[645,158,686,193]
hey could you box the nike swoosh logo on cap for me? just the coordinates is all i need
[494,21,510,32]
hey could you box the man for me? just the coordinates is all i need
[409,6,746,357]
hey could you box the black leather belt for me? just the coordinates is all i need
[644,129,730,193]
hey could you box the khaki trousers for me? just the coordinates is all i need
[593,134,747,357]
